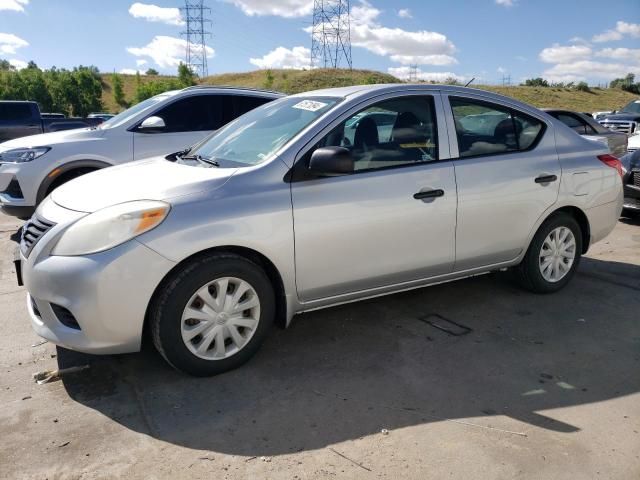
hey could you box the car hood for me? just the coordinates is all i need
[0,127,101,150]
[51,157,237,213]
[601,113,640,122]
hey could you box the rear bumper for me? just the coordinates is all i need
[586,197,623,245]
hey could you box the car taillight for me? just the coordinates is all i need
[597,154,623,178]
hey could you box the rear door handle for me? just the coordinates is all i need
[413,189,444,200]
[535,174,557,184]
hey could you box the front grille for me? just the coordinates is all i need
[0,178,23,199]
[598,120,637,135]
[631,170,640,188]
[20,214,55,258]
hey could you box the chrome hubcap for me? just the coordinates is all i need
[539,226,576,283]
[180,277,260,360]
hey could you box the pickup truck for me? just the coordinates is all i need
[0,101,103,143]
[598,99,640,135]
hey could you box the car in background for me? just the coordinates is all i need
[41,113,66,119]
[592,111,613,121]
[0,101,102,143]
[0,86,283,216]
[621,149,640,215]
[544,109,628,158]
[88,113,115,121]
[627,132,639,153]
[18,84,623,376]
[598,99,640,135]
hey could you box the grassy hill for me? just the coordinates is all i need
[100,68,638,115]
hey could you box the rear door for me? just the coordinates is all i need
[132,94,233,160]
[291,92,457,302]
[445,95,560,271]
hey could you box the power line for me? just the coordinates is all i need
[311,0,352,69]
[180,0,212,77]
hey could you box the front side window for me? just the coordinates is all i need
[306,96,439,172]
[451,97,544,158]
[152,95,231,132]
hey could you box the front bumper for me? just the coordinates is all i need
[21,201,176,354]
[0,163,34,207]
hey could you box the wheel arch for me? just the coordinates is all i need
[143,245,289,346]
[36,159,112,204]
[528,205,591,256]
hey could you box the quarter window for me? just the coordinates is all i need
[307,96,439,172]
[450,97,544,158]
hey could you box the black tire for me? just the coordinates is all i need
[150,253,275,376]
[515,212,583,294]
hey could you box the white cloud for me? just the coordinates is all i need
[0,32,28,55]
[388,66,467,83]
[543,60,640,83]
[129,2,184,26]
[8,58,27,69]
[596,48,640,63]
[225,0,312,18]
[397,8,412,19]
[497,66,506,74]
[136,59,148,67]
[250,46,311,69]
[539,44,592,63]
[120,68,147,75]
[127,35,214,69]
[0,0,28,12]
[495,0,515,6]
[592,21,640,43]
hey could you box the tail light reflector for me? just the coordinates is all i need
[597,154,623,178]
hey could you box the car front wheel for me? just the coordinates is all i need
[515,212,583,293]
[150,253,275,376]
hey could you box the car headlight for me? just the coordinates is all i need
[52,200,170,256]
[0,147,51,163]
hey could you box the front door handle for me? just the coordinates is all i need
[413,189,444,200]
[535,174,557,184]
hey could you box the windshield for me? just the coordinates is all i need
[621,100,640,114]
[190,96,341,166]
[99,93,175,129]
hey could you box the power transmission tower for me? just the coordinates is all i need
[180,0,211,77]
[408,64,418,82]
[311,0,352,69]
[501,74,511,86]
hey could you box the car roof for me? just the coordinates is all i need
[181,85,284,97]
[292,84,543,114]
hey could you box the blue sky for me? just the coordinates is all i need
[0,0,638,84]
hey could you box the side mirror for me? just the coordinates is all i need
[138,116,166,132]
[308,147,354,176]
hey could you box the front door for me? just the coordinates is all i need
[291,94,457,302]
[133,94,230,160]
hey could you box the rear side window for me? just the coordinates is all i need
[450,97,544,158]
[153,95,232,132]
[233,95,273,118]
[0,103,33,121]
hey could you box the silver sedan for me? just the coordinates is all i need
[19,84,623,376]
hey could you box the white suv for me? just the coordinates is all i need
[0,86,283,216]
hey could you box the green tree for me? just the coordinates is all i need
[523,78,549,87]
[145,68,159,76]
[177,62,197,87]
[111,73,126,107]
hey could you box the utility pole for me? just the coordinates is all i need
[180,0,212,77]
[501,73,511,86]
[408,64,418,82]
[311,0,352,69]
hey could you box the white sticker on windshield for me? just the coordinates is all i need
[292,100,328,112]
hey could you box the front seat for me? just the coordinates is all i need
[353,117,379,151]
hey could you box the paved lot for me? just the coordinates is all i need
[0,210,639,480]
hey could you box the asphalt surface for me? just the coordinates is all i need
[0,210,639,479]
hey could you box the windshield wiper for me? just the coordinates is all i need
[181,153,220,167]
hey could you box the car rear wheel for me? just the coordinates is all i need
[515,212,583,293]
[150,253,275,376]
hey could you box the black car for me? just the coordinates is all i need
[599,99,640,135]
[621,149,640,215]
